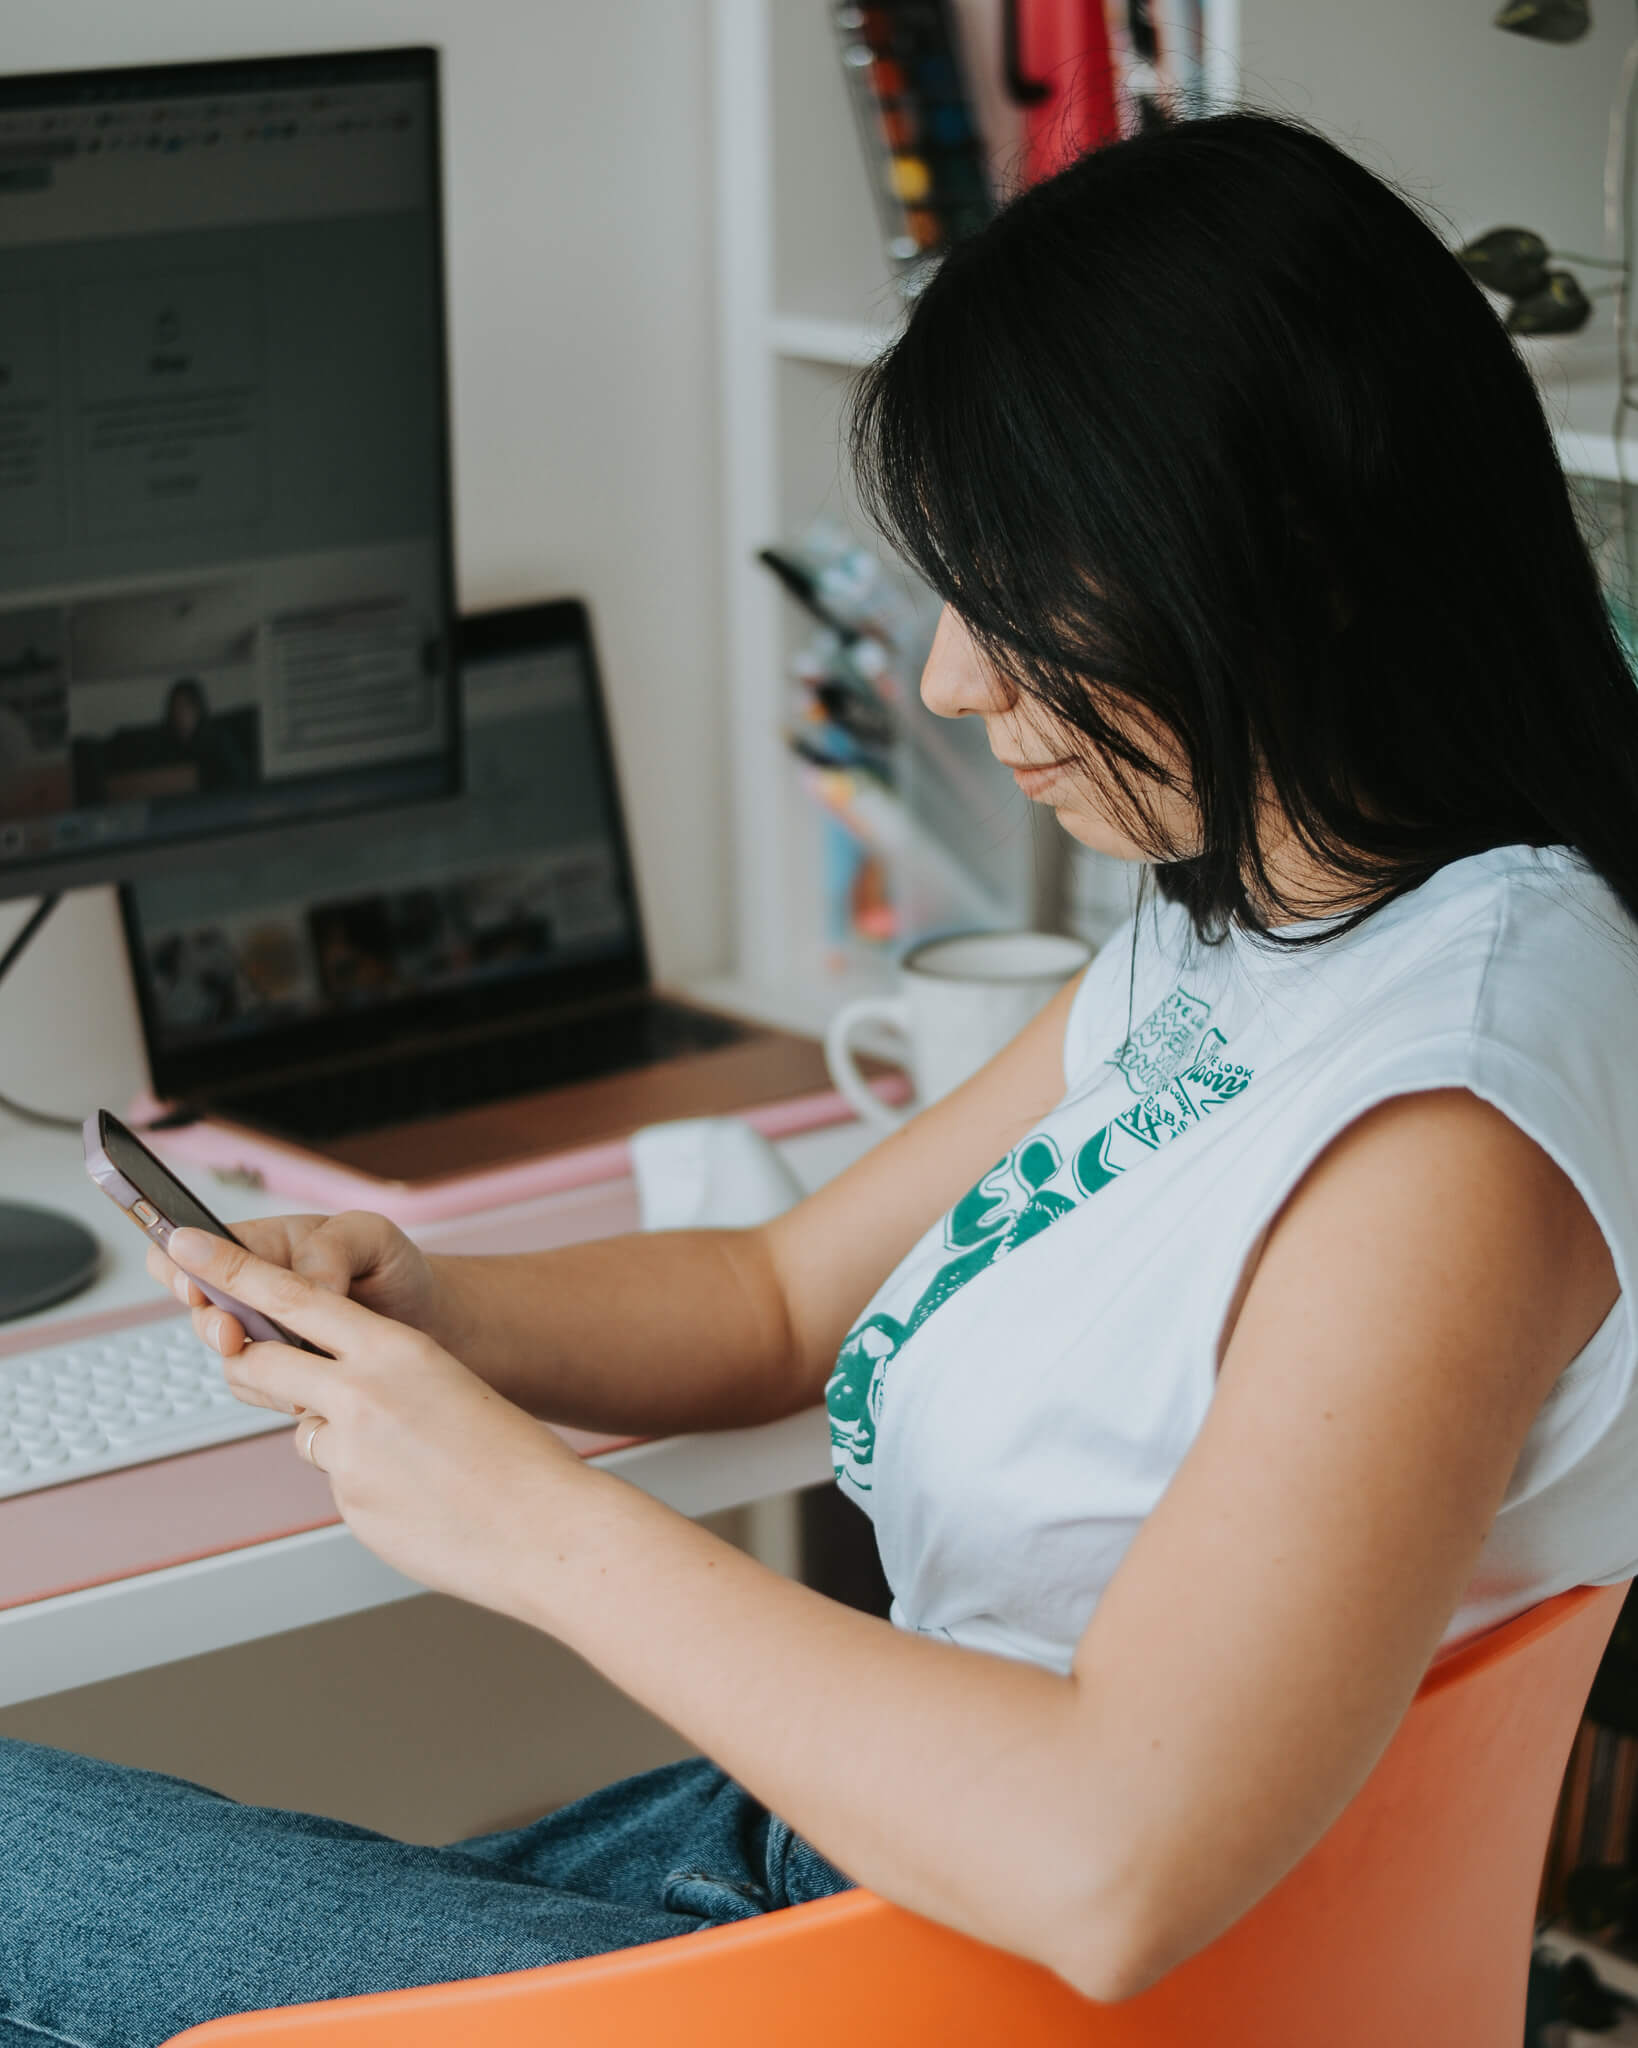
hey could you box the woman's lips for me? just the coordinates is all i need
[1009,759,1072,797]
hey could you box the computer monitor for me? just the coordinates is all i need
[0,45,461,904]
[0,45,461,1321]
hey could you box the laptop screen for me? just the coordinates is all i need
[120,601,648,1099]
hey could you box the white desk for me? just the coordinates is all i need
[0,1115,875,1709]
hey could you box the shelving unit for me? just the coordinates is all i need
[704,1,1632,1043]
[707,0,1239,1035]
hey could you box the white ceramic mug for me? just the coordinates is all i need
[825,929,1094,1130]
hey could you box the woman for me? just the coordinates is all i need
[7,107,1638,2042]
[160,678,255,794]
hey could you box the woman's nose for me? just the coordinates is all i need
[919,609,1013,720]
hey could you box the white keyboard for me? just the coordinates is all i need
[0,1317,294,1500]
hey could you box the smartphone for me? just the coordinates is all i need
[83,1109,328,1354]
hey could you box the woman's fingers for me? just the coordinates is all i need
[145,1240,209,1308]
[146,1215,327,1308]
[193,1300,248,1356]
[218,1338,328,1415]
[146,1213,409,1338]
[167,1228,370,1355]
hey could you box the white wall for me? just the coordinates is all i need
[1238,0,1630,308]
[0,0,728,1125]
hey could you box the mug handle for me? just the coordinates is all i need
[824,994,913,1131]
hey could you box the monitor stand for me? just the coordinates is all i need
[0,896,102,1321]
[0,1200,101,1322]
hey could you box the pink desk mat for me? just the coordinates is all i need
[0,1183,652,1616]
[120,1080,905,1227]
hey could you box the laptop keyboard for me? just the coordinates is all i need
[217,999,751,1143]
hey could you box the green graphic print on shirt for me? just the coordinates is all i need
[1105,984,1214,1095]
[824,986,1254,1494]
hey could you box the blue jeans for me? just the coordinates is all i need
[0,1736,854,2047]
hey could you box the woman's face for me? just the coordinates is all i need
[918,606,1195,862]
[921,608,1359,926]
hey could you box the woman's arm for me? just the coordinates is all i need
[175,1081,1619,2000]
[502,1086,1618,1998]
[155,973,1084,1438]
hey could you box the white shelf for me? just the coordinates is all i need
[1553,407,1634,486]
[1528,341,1638,483]
[768,313,896,368]
[761,303,1636,480]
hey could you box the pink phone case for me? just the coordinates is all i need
[82,1111,308,1349]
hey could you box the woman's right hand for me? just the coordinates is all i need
[146,1210,462,1358]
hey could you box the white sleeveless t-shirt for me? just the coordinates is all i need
[824,844,1638,1673]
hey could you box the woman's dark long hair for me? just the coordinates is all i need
[848,108,1638,956]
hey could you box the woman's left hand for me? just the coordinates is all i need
[165,1226,593,1607]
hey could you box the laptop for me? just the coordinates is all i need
[119,600,834,1188]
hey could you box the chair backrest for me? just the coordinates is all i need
[170,1580,1628,2048]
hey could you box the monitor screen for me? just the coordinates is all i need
[121,606,649,1099]
[0,48,459,899]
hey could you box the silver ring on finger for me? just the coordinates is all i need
[296,1412,329,1472]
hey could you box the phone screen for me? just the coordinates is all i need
[94,1110,327,1356]
[99,1112,244,1246]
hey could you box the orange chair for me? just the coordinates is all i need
[169,1581,1626,2048]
